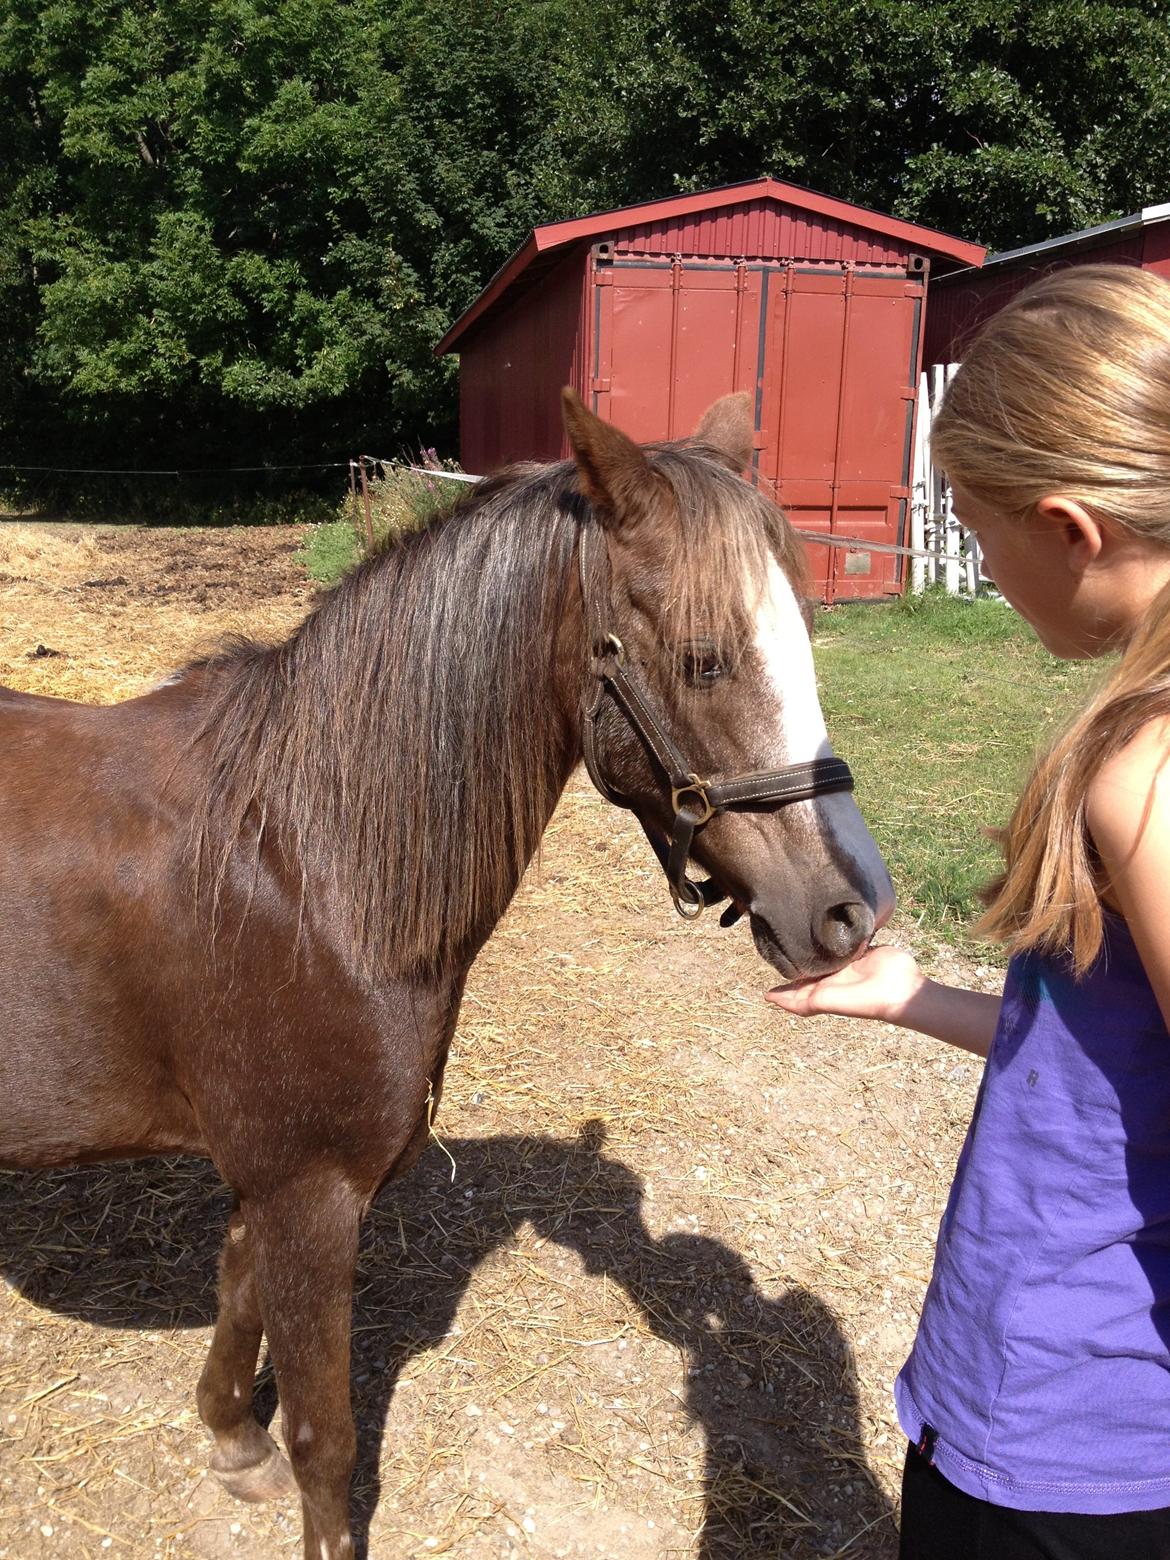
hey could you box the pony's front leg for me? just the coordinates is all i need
[252,1171,363,1560]
[198,1202,296,1502]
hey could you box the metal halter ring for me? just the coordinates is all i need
[671,775,715,826]
[603,633,626,665]
[670,879,706,919]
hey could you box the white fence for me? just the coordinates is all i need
[910,363,980,595]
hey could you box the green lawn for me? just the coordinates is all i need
[813,591,1101,947]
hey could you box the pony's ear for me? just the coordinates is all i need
[562,388,651,526]
[693,392,754,473]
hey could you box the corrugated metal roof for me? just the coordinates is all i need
[939,201,1170,282]
[435,177,985,355]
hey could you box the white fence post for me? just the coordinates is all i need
[908,362,975,596]
[910,369,929,595]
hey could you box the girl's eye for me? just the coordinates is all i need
[680,641,726,686]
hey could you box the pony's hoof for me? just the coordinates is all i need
[211,1443,297,1503]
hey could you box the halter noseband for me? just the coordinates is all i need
[577,523,855,922]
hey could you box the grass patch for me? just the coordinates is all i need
[296,519,360,583]
[297,466,462,586]
[813,590,1102,946]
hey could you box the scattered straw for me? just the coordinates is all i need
[427,1082,458,1184]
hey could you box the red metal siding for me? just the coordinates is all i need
[757,269,923,602]
[1142,223,1170,278]
[611,199,910,268]
[591,261,762,440]
[457,248,587,471]
[437,180,982,354]
[923,234,1146,365]
[591,258,924,602]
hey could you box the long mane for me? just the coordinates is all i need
[191,447,803,981]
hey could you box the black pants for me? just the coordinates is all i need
[900,1443,1170,1560]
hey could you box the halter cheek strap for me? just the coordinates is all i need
[578,523,855,921]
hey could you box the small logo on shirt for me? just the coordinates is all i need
[1027,1069,1039,1087]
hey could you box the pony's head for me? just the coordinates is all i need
[564,390,893,979]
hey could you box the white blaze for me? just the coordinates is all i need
[748,553,895,925]
[751,555,827,764]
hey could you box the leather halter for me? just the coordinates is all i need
[577,522,855,922]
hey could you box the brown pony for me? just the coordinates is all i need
[0,394,892,1558]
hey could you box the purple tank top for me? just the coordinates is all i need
[895,912,1170,1513]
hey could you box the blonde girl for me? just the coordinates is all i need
[769,265,1170,1560]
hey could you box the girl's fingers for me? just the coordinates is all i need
[765,986,818,1015]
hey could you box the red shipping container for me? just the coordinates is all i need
[437,179,984,602]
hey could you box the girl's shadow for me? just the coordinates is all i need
[0,1123,896,1558]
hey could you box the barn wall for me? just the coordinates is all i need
[446,187,985,602]
[610,198,913,267]
[923,233,1148,365]
[1142,223,1170,277]
[457,248,588,473]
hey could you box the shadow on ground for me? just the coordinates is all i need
[0,1124,896,1558]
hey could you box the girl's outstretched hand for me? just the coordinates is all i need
[766,943,926,1023]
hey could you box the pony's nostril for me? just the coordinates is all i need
[816,900,875,959]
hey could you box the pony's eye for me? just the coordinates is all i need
[680,641,726,687]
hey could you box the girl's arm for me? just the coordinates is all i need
[765,944,1000,1058]
[1085,717,1170,1031]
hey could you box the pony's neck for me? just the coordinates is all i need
[199,466,590,982]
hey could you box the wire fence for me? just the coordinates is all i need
[6,419,979,594]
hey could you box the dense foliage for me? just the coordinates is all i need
[2,0,1168,511]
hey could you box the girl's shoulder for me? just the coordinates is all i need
[1085,715,1170,956]
[1086,714,1170,844]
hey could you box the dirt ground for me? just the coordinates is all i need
[0,523,996,1560]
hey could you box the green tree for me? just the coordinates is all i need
[573,0,1170,249]
[1,0,1168,512]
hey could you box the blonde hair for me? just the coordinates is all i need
[930,265,1170,971]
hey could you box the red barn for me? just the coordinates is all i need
[435,178,984,602]
[924,202,1170,368]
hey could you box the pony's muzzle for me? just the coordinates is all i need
[813,897,876,963]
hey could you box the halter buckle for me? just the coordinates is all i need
[671,775,715,826]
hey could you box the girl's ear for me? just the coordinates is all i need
[1033,495,1105,574]
[693,392,754,473]
[561,388,652,530]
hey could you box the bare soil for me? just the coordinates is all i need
[0,523,994,1559]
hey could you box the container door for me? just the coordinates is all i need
[757,266,924,602]
[589,257,764,442]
